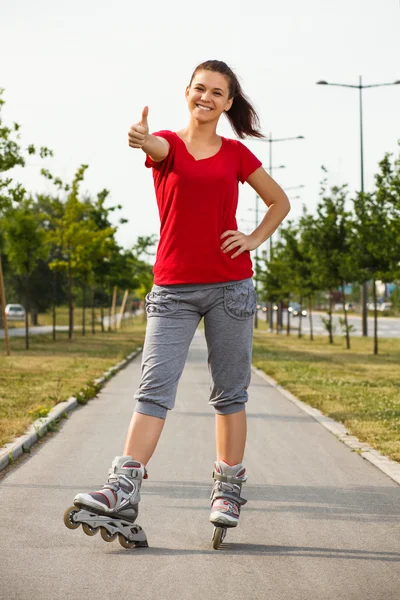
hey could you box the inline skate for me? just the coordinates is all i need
[209,460,247,549]
[63,456,148,549]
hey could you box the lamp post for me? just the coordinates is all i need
[258,134,305,330]
[254,164,285,328]
[317,76,400,336]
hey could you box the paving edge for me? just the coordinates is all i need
[251,365,400,486]
[0,347,143,472]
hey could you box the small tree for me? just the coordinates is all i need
[352,150,400,354]
[4,198,47,348]
[306,176,355,348]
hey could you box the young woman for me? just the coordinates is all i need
[66,60,290,548]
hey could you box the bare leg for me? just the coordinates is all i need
[215,409,247,465]
[123,412,165,465]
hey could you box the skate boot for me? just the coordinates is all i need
[209,460,247,549]
[63,456,148,548]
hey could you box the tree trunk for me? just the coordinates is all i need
[341,281,350,350]
[108,289,112,332]
[298,296,303,338]
[101,304,105,333]
[328,290,333,344]
[68,253,73,340]
[25,276,29,350]
[286,296,291,336]
[275,302,280,334]
[111,286,117,331]
[308,296,314,341]
[91,287,95,335]
[0,255,10,355]
[82,283,86,336]
[52,271,56,342]
[373,279,378,355]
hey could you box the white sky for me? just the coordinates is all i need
[1,0,400,250]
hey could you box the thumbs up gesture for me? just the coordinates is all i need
[128,107,149,149]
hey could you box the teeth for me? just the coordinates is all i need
[196,105,211,111]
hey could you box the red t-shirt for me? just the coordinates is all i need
[145,130,262,285]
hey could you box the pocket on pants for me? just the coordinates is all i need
[223,281,257,320]
[145,290,180,316]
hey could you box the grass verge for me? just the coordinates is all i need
[0,317,146,448]
[253,329,400,463]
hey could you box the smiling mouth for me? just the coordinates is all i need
[195,104,212,111]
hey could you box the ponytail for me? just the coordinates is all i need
[189,60,264,139]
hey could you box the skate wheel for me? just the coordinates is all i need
[212,527,225,550]
[100,527,118,542]
[82,523,99,536]
[118,533,137,549]
[63,506,80,530]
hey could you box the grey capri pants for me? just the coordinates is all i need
[133,278,257,419]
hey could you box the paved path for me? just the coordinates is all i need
[1,331,399,600]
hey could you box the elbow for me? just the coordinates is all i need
[282,193,291,218]
[285,195,291,216]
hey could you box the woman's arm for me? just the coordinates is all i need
[142,135,170,163]
[128,106,170,162]
[220,167,291,259]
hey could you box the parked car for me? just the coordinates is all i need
[288,302,307,317]
[5,304,26,321]
[367,302,392,312]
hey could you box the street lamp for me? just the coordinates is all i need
[252,134,305,330]
[317,76,400,336]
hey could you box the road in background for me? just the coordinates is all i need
[258,311,400,338]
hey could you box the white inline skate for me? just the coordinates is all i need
[63,456,148,549]
[209,460,247,550]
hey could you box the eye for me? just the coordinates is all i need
[214,92,222,96]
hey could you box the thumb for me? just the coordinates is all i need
[141,106,149,127]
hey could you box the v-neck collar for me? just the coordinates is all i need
[175,132,225,162]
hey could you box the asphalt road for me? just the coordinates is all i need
[0,313,135,338]
[1,331,399,600]
[258,311,400,338]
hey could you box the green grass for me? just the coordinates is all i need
[253,329,400,463]
[0,317,146,447]
[36,305,105,328]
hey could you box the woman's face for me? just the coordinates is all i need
[185,70,233,123]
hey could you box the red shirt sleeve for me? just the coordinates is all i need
[144,130,176,171]
[237,142,262,184]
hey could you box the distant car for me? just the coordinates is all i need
[379,302,392,312]
[345,303,356,311]
[288,302,307,317]
[367,302,392,312]
[5,304,26,321]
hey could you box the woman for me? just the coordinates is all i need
[67,60,290,548]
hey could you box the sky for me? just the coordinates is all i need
[1,0,400,251]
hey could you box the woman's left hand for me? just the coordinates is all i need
[220,230,259,259]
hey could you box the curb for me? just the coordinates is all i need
[251,365,400,486]
[0,347,143,472]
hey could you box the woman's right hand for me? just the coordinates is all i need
[128,107,149,149]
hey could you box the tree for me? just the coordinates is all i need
[352,149,400,354]
[4,198,47,348]
[305,178,355,348]
[0,88,51,346]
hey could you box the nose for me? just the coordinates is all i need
[200,91,212,103]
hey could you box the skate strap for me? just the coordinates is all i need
[213,470,247,485]
[212,489,247,506]
[110,467,145,481]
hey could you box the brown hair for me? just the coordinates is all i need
[189,60,264,139]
